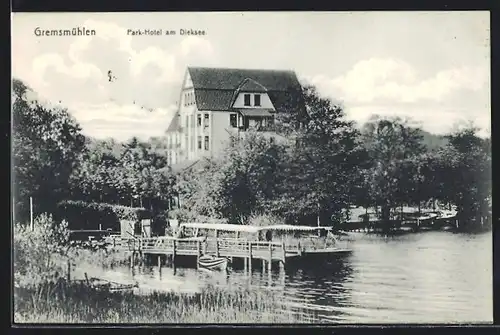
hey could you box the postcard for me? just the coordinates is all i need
[11,11,492,324]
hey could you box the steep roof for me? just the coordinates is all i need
[188,67,301,91]
[165,112,180,133]
[236,78,268,93]
[187,67,306,114]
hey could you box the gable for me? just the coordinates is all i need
[237,78,268,92]
[166,112,180,133]
[186,67,306,115]
[232,92,275,110]
[183,71,193,89]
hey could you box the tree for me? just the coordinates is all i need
[12,79,86,222]
[437,125,491,228]
[69,138,123,203]
[275,85,367,226]
[360,115,426,228]
[175,131,288,223]
[119,137,173,209]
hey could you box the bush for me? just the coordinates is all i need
[55,200,151,230]
[168,208,226,224]
[13,213,70,287]
[248,213,284,227]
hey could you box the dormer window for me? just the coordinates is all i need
[244,94,251,106]
[254,94,261,107]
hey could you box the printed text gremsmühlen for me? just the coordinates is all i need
[34,27,97,37]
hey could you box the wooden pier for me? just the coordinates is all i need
[106,223,353,272]
[109,235,316,272]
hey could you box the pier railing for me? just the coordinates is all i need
[111,235,345,261]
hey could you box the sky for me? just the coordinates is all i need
[12,12,491,141]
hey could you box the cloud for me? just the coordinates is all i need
[307,58,489,104]
[302,57,490,137]
[344,104,490,137]
[14,18,216,141]
[73,102,178,141]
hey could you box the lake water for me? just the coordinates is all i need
[74,231,492,324]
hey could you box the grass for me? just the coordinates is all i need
[14,281,307,323]
[13,214,314,324]
[66,247,130,269]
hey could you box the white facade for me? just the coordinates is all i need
[165,67,302,166]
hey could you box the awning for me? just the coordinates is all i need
[179,222,262,233]
[257,225,330,232]
[237,109,274,117]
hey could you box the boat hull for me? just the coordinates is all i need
[298,248,352,263]
[198,256,228,271]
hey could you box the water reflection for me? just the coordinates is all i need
[73,231,492,323]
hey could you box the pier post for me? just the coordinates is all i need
[67,259,71,282]
[268,243,272,272]
[280,266,285,288]
[216,239,220,257]
[244,257,248,272]
[197,240,202,261]
[248,242,253,273]
[281,242,286,266]
[172,239,177,269]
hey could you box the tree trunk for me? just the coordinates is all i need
[381,202,391,233]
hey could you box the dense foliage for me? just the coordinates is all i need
[12,78,491,231]
[13,214,70,287]
[12,79,86,223]
[55,200,152,230]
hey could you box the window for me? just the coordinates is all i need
[204,113,209,128]
[198,136,202,150]
[197,114,202,127]
[230,113,238,128]
[254,94,261,107]
[191,114,195,128]
[244,94,251,106]
[204,136,209,151]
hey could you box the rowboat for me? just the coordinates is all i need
[198,255,229,271]
[86,276,138,292]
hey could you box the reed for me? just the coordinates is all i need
[14,281,306,323]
